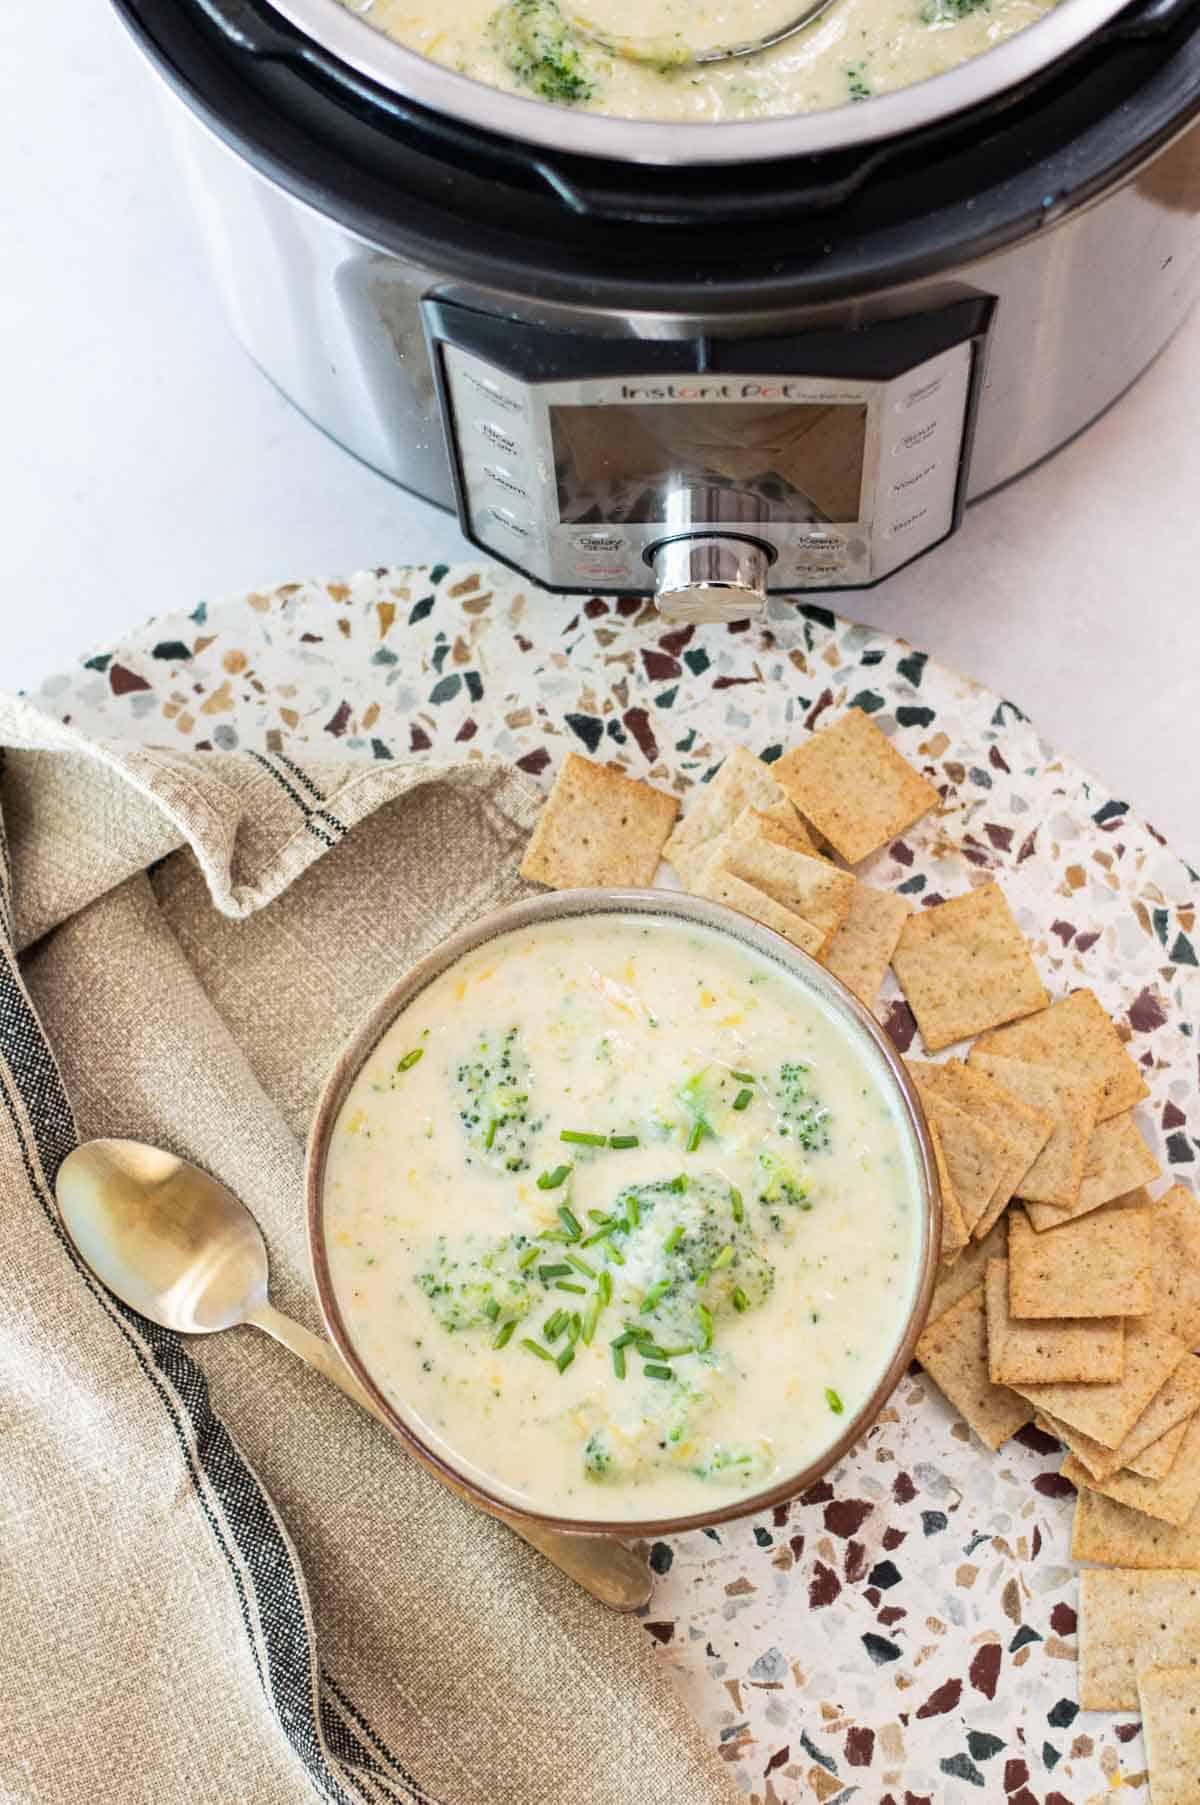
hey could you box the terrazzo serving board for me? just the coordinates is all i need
[32,563,1199,1805]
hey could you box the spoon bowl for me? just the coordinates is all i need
[572,0,838,66]
[54,1137,652,1612]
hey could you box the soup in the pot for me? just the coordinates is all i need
[321,912,924,1521]
[339,0,1056,120]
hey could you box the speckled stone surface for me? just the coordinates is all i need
[32,564,1199,1805]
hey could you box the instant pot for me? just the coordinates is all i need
[115,0,1200,618]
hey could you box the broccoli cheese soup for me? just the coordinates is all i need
[322,911,925,1521]
[339,0,1057,121]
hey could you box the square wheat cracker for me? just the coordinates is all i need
[1024,1111,1161,1232]
[713,823,855,942]
[1150,1184,1200,1347]
[1013,1315,1186,1447]
[917,1093,1008,1236]
[975,987,1148,1121]
[1139,1665,1200,1805]
[985,1259,1123,1385]
[663,746,789,878]
[746,804,821,859]
[1077,1569,1200,1709]
[910,1058,1053,1239]
[1073,1484,1200,1567]
[928,1215,1009,1324]
[820,884,910,1007]
[689,865,826,958]
[770,708,940,865]
[520,753,678,890]
[1008,1205,1152,1319]
[1063,1412,1200,1527]
[929,1117,969,1261]
[967,1051,1102,1209]
[915,1283,1030,1451]
[1128,1416,1192,1480]
[892,883,1049,1053]
[1045,1357,1200,1481]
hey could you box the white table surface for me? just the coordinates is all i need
[4,0,1198,863]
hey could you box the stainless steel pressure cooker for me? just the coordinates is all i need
[115,0,1200,619]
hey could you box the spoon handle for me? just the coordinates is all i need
[244,1301,652,1613]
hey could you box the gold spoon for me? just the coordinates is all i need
[54,1138,652,1613]
[570,0,838,67]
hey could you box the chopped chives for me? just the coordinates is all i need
[557,1204,582,1242]
[597,1270,612,1306]
[610,1331,636,1349]
[485,1117,498,1150]
[483,1296,501,1321]
[666,1174,688,1193]
[396,1047,424,1072]
[543,1310,567,1340]
[731,1069,755,1083]
[608,1133,640,1149]
[604,1238,625,1266]
[732,1088,754,1112]
[658,1343,694,1358]
[566,1251,597,1280]
[696,1303,714,1351]
[582,1295,602,1344]
[644,1364,674,1381]
[521,1338,555,1362]
[560,1129,607,1147]
[712,1244,735,1270]
[625,1195,640,1228]
[612,1343,626,1380]
[538,1263,571,1281]
[641,1279,671,1314]
[556,1346,576,1374]
[566,1312,582,1343]
[730,1186,745,1224]
[555,1280,586,1294]
[536,1164,572,1191]
[587,1210,615,1227]
[518,1244,540,1271]
[580,1228,610,1248]
[636,1341,669,1360]
[492,1318,517,1350]
[732,1287,749,1313]
[663,1224,684,1253]
[685,1119,706,1153]
[825,1387,845,1415]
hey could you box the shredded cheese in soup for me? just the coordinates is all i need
[341,0,1056,120]
[323,913,923,1519]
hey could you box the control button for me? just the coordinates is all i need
[889,504,931,537]
[890,459,939,499]
[898,374,944,411]
[485,505,533,540]
[461,367,525,415]
[575,531,626,553]
[476,419,523,458]
[483,464,529,500]
[896,418,939,454]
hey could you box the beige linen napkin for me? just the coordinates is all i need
[0,696,736,1805]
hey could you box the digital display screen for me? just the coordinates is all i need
[551,400,868,527]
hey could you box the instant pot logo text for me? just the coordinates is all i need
[619,381,812,401]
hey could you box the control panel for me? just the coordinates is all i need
[425,299,990,606]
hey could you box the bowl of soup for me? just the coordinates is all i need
[307,887,939,1535]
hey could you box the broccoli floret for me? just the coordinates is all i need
[489,0,598,105]
[755,1149,812,1231]
[583,1429,616,1481]
[691,1442,772,1484]
[772,1061,832,1153]
[605,1172,774,1346]
[454,1026,543,1173]
[921,0,988,18]
[414,1232,536,1332]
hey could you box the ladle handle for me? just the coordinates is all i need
[244,1301,652,1613]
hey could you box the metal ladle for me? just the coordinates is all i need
[571,0,838,67]
[54,1138,652,1612]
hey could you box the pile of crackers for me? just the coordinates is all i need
[520,707,1200,1801]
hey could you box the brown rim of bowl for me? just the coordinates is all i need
[306,886,941,1539]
